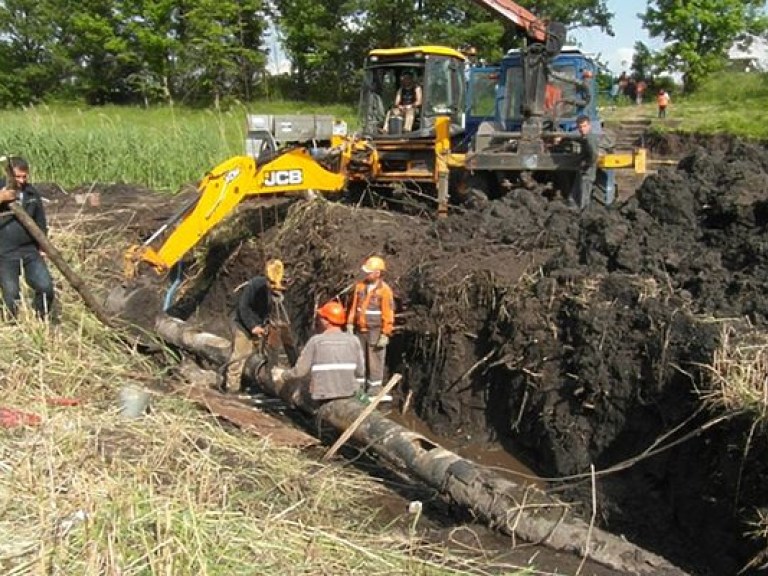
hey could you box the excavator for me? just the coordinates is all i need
[106,0,646,322]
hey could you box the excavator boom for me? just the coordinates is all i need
[127,148,347,275]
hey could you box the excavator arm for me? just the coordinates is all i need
[126,147,347,276]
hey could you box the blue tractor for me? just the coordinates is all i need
[463,45,618,205]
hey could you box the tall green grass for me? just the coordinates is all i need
[0,102,356,192]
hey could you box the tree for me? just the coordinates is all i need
[642,0,768,92]
[630,41,655,81]
[273,0,614,103]
[0,0,73,105]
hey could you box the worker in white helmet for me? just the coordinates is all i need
[346,256,395,402]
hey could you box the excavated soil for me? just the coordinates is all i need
[43,134,768,575]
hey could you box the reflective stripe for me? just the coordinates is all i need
[368,380,383,386]
[365,310,382,315]
[311,363,358,372]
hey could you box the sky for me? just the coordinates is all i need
[570,0,662,75]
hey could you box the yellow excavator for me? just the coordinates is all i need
[107,0,647,322]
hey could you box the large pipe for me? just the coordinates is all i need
[154,314,688,576]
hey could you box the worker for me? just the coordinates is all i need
[271,300,364,405]
[223,259,285,394]
[569,115,599,210]
[657,89,671,119]
[0,156,55,321]
[346,256,395,402]
[384,71,422,133]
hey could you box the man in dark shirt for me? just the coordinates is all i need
[569,115,599,210]
[223,259,285,393]
[0,156,55,320]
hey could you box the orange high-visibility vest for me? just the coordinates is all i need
[347,280,394,336]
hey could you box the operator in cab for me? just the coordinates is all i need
[383,71,422,133]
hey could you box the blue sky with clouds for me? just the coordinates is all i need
[570,0,663,75]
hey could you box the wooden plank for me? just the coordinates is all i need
[173,383,318,448]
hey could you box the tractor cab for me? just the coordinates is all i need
[498,47,599,133]
[358,46,467,138]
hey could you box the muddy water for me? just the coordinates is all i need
[387,408,542,489]
[369,408,624,576]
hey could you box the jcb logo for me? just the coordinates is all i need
[264,169,303,187]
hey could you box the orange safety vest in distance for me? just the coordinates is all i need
[657,93,670,107]
[347,280,395,336]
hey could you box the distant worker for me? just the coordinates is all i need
[346,256,395,402]
[384,71,422,133]
[635,79,647,105]
[657,89,671,119]
[568,115,599,210]
[271,300,364,405]
[0,156,55,321]
[223,259,285,394]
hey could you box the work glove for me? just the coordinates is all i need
[346,324,355,334]
[271,367,286,385]
[375,334,389,349]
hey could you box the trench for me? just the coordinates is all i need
[47,132,768,576]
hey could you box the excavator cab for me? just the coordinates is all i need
[358,46,467,139]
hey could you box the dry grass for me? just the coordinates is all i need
[699,321,768,425]
[0,215,532,575]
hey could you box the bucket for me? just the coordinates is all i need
[119,385,151,418]
[388,115,403,135]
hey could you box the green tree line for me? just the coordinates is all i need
[0,0,613,106]
[0,0,764,107]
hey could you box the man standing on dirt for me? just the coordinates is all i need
[346,256,395,402]
[569,115,600,210]
[0,156,55,321]
[223,259,285,394]
[271,300,364,406]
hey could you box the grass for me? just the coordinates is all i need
[601,70,768,139]
[0,101,356,193]
[699,321,768,425]
[0,211,532,575]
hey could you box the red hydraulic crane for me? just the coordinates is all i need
[468,0,566,54]
[468,0,548,41]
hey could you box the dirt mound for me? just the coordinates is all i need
[50,138,768,575]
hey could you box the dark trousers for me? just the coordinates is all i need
[357,330,386,389]
[0,253,55,320]
[569,170,595,210]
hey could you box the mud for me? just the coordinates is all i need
[43,134,768,575]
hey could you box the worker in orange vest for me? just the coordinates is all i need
[657,89,671,118]
[346,256,395,401]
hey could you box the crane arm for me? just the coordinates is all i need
[468,0,566,55]
[468,0,546,41]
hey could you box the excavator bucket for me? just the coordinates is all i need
[104,276,166,330]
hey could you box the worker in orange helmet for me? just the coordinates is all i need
[346,256,396,402]
[271,300,364,404]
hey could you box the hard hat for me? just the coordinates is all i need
[265,259,285,290]
[362,256,386,273]
[317,300,346,326]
